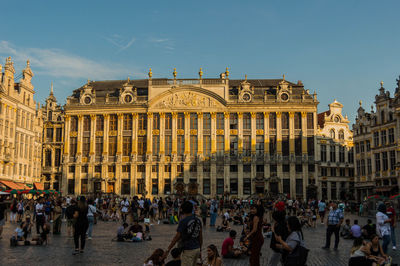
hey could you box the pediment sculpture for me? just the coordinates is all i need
[154,91,222,108]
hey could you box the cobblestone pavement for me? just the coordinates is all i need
[0,213,399,266]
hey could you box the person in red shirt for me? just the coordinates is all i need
[221,230,242,258]
[386,201,397,250]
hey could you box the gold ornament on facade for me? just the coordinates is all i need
[256,129,264,135]
[103,114,109,118]
[78,115,83,120]
[70,131,78,137]
[276,112,282,118]
[95,131,104,136]
[148,68,152,78]
[132,113,138,118]
[211,112,216,119]
[117,113,124,118]
[177,129,185,135]
[251,112,256,118]
[199,68,203,79]
[109,130,118,136]
[190,129,198,135]
[184,112,190,118]
[263,112,269,118]
[237,112,243,118]
[230,129,238,135]
[197,112,203,118]
[224,112,230,118]
[122,157,130,162]
[225,67,229,77]
[138,130,146,136]
[152,129,160,135]
[173,68,177,78]
[301,111,307,118]
[90,114,96,120]
[159,112,165,118]
[216,129,224,135]
[172,112,178,118]
[147,112,153,118]
[289,112,295,118]
[82,157,88,163]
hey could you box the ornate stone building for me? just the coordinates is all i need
[0,57,43,189]
[41,83,64,191]
[316,100,354,201]
[353,80,399,200]
[61,69,319,199]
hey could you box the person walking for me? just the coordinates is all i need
[35,198,45,234]
[200,200,208,226]
[243,204,265,266]
[73,196,89,255]
[386,201,396,250]
[87,199,96,240]
[318,199,326,224]
[0,198,7,239]
[163,201,203,266]
[322,202,344,250]
[268,210,288,265]
[210,200,218,227]
[376,203,391,254]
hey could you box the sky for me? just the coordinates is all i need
[1,0,400,124]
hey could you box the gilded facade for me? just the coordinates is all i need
[316,100,354,201]
[41,83,64,191]
[0,57,43,187]
[353,80,400,201]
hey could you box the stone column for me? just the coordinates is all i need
[301,112,308,198]
[171,112,178,186]
[102,114,109,191]
[89,115,96,193]
[276,112,283,193]
[264,112,270,188]
[62,115,70,195]
[197,112,203,194]
[131,113,138,197]
[75,115,83,194]
[146,112,153,195]
[224,112,231,196]
[159,113,165,195]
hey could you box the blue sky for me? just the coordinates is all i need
[1,0,399,123]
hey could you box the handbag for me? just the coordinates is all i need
[282,232,309,266]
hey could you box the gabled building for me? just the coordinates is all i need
[0,57,43,189]
[316,100,354,200]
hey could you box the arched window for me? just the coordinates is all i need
[338,130,344,140]
[330,129,335,139]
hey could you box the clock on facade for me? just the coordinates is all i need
[242,92,251,102]
[334,116,340,122]
[84,96,92,104]
[280,93,289,101]
[124,94,133,103]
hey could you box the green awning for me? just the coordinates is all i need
[25,184,33,188]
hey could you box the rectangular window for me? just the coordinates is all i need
[390,150,396,170]
[152,135,160,155]
[360,141,365,152]
[356,160,361,175]
[203,179,210,195]
[230,113,238,129]
[164,165,171,172]
[330,168,336,176]
[243,135,251,156]
[295,164,302,172]
[216,113,224,130]
[243,113,251,130]
[70,137,77,156]
[95,137,103,155]
[321,145,327,162]
[177,113,185,130]
[256,165,264,173]
[190,113,198,129]
[283,164,290,172]
[137,165,145,172]
[83,116,90,132]
[137,179,145,195]
[269,113,276,129]
[96,116,104,131]
[230,136,238,156]
[375,153,381,172]
[230,179,238,194]
[296,179,303,196]
[189,164,197,172]
[308,164,315,172]
[256,136,264,155]
[190,135,198,156]
[152,164,159,173]
[294,113,301,129]
[152,179,158,195]
[121,179,130,195]
[46,128,53,141]
[321,167,327,176]
[361,159,366,175]
[203,113,211,130]
[83,137,90,157]
[177,135,185,156]
[108,165,115,174]
[68,179,75,194]
[138,113,147,130]
[374,132,379,147]
[295,136,302,155]
[230,165,238,172]
[330,145,336,162]
[81,165,88,173]
[177,164,183,173]
[381,130,387,146]
[366,140,371,151]
[243,164,251,172]
[109,115,117,131]
[217,179,224,195]
[165,114,172,130]
[282,136,289,156]
[153,113,160,130]
[256,113,264,129]
[307,137,314,156]
[389,128,395,144]
[122,165,130,172]
[69,165,75,173]
[217,135,224,155]
[283,179,290,194]
[339,146,345,163]
[367,159,372,174]
[348,148,354,163]
[123,114,132,130]
[355,143,360,153]
[165,135,172,155]
[123,136,132,156]
[269,136,276,155]
[243,178,251,195]
[55,149,61,167]
[204,135,211,157]
[138,137,146,155]
[56,128,62,142]
[108,136,117,156]
[70,116,78,131]
[382,152,388,171]
[164,179,171,194]
[339,168,345,177]
[282,112,289,129]
[307,113,314,129]
[203,164,210,172]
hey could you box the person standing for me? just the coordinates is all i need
[87,199,96,240]
[376,203,391,254]
[386,201,396,250]
[200,200,208,226]
[163,201,203,266]
[210,200,218,227]
[318,199,326,224]
[322,202,344,250]
[73,196,89,255]
[268,210,288,265]
[243,204,265,266]
[53,200,62,234]
[35,198,45,234]
[120,197,129,223]
[0,198,6,239]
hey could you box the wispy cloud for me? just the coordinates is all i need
[149,37,175,52]
[103,34,136,52]
[0,40,135,80]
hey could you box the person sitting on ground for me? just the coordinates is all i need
[165,248,181,266]
[117,222,129,242]
[232,211,244,225]
[217,216,230,232]
[348,238,376,266]
[31,223,50,245]
[144,248,165,266]
[221,230,242,259]
[366,234,390,266]
[362,219,376,240]
[14,222,27,241]
[350,220,362,239]
[341,219,352,239]
[239,227,251,255]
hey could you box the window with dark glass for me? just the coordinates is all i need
[203,113,211,130]
[189,164,197,172]
[339,146,345,163]
[330,145,336,162]
[307,113,314,129]
[243,136,251,156]
[217,136,224,155]
[55,149,61,166]
[56,128,62,142]
[294,112,301,129]
[381,130,387,145]
[164,179,171,194]
[95,137,103,155]
[361,159,366,175]
[68,179,75,194]
[230,179,238,194]
[230,136,238,156]
[121,179,130,195]
[46,128,53,141]
[243,178,251,195]
[330,167,336,176]
[123,136,132,156]
[83,137,90,157]
[230,113,238,129]
[282,112,289,129]
[138,137,146,155]
[295,164,302,172]
[243,113,251,130]
[321,145,327,162]
[366,140,371,151]
[295,136,302,155]
[177,113,185,130]
[308,164,315,172]
[375,153,381,172]
[216,113,224,130]
[138,114,147,130]
[203,179,210,195]
[45,150,51,167]
[190,136,198,156]
[283,164,290,172]
[165,135,172,155]
[81,165,88,173]
[367,159,372,174]
[96,115,104,131]
[283,179,290,194]
[152,165,159,173]
[256,113,264,129]
[307,137,314,156]
[217,179,224,195]
[382,152,388,171]
[137,165,145,172]
[70,116,78,131]
[270,136,276,155]
[108,136,117,156]
[348,148,354,163]
[123,114,132,130]
[153,113,160,130]
[256,165,264,173]
[83,116,90,132]
[269,113,276,129]
[70,137,77,156]
[389,128,395,143]
[190,113,198,129]
[256,136,264,155]
[152,135,160,155]
[122,165,130,172]
[164,165,171,172]
[243,164,251,172]
[374,132,379,146]
[390,150,396,170]
[282,136,289,156]
[109,115,117,131]
[230,165,238,172]
[177,135,184,156]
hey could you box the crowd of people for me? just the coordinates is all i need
[0,194,399,265]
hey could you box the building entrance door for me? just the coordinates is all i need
[255,181,264,194]
[107,182,115,193]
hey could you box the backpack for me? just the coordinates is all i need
[282,232,309,266]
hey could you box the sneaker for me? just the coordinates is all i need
[87,237,92,240]
[393,246,397,250]
[73,250,79,255]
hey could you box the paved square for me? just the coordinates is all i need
[0,213,399,265]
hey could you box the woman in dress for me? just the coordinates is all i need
[243,204,264,266]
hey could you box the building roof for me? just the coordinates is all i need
[317,110,330,128]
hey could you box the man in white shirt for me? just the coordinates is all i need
[120,198,130,222]
[35,198,45,234]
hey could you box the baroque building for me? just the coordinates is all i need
[0,57,43,189]
[316,100,354,201]
[353,80,399,201]
[61,69,319,199]
[41,83,64,191]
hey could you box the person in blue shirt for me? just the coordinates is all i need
[318,200,327,224]
[322,202,344,250]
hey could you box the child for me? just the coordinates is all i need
[165,248,182,266]
[341,219,351,239]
